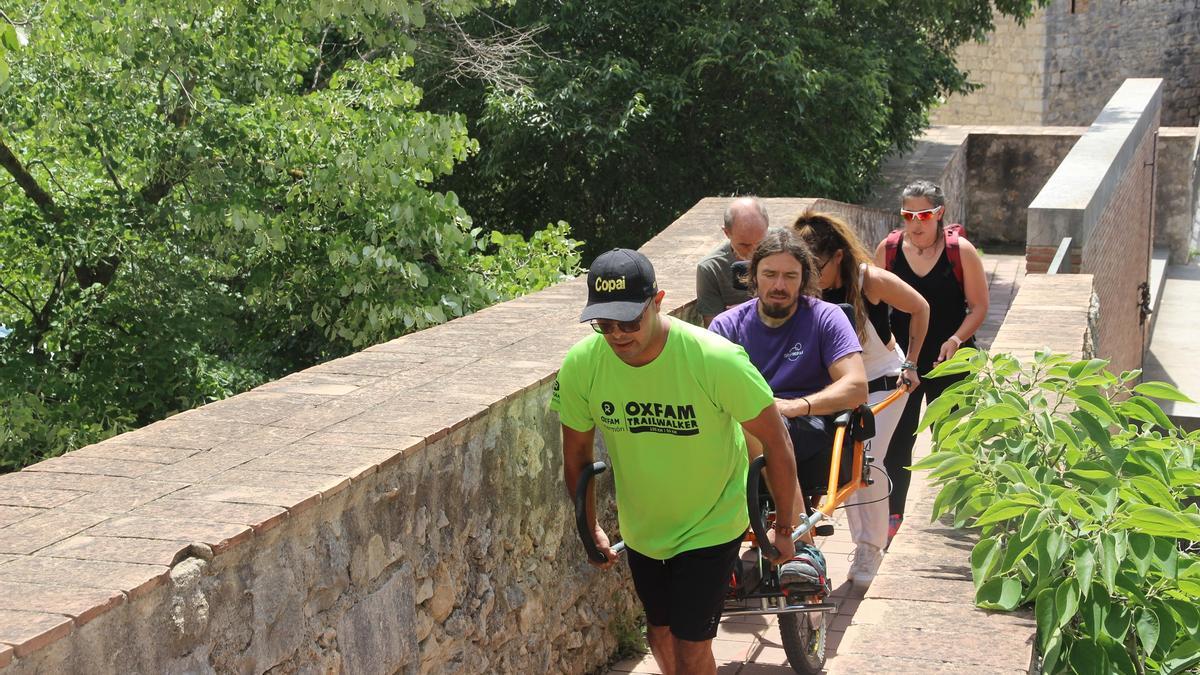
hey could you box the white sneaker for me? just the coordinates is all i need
[847,544,884,587]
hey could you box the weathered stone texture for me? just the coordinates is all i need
[966,132,1081,243]
[1155,128,1200,264]
[1044,1,1200,128]
[931,10,1049,126]
[934,2,1200,128]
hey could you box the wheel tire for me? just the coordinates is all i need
[779,611,827,675]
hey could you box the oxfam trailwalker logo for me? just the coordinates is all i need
[598,399,699,435]
[624,400,699,436]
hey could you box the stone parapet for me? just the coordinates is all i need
[1028,78,1162,375]
[0,197,889,673]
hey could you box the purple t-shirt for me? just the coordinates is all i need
[709,297,862,399]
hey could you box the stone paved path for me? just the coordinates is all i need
[606,253,1025,675]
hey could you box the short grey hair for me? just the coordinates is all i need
[900,180,945,208]
[723,196,770,231]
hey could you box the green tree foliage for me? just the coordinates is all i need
[913,348,1200,674]
[418,0,1047,253]
[0,1,580,471]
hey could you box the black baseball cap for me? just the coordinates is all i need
[580,249,659,322]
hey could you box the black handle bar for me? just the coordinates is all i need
[746,455,778,561]
[574,461,626,563]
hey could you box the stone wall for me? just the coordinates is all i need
[1156,128,1200,264]
[1027,79,1162,375]
[933,2,1200,128]
[930,10,1048,126]
[965,130,1083,243]
[0,304,643,674]
[1044,0,1200,128]
[0,197,892,674]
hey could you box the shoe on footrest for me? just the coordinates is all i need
[779,542,828,598]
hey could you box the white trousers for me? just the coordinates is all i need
[845,387,908,550]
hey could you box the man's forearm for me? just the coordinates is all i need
[779,380,867,417]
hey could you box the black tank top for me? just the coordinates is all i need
[822,285,892,345]
[890,246,971,370]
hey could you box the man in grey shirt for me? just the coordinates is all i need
[696,196,770,326]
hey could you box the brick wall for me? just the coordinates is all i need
[1080,124,1157,375]
[1027,79,1162,376]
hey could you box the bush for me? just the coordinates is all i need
[913,348,1200,674]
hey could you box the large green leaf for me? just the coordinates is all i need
[970,538,1001,588]
[974,402,1023,421]
[1133,381,1196,403]
[1162,640,1200,675]
[973,499,1033,528]
[1067,636,1106,675]
[1136,607,1161,656]
[1120,505,1200,540]
[976,576,1022,611]
[1072,540,1095,594]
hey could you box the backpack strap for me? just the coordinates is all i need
[944,225,964,288]
[883,229,903,271]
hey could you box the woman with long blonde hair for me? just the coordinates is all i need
[793,211,929,586]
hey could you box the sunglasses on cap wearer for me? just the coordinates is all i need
[899,206,944,222]
[589,299,652,334]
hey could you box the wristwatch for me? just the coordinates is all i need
[900,360,917,371]
[773,521,794,536]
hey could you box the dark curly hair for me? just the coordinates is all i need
[745,228,821,300]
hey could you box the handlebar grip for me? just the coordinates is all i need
[574,461,610,564]
[746,456,779,561]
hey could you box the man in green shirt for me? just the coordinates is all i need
[552,248,807,675]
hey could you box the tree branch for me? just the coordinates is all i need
[0,278,37,315]
[30,260,70,360]
[0,133,63,221]
[309,26,331,93]
[83,122,125,193]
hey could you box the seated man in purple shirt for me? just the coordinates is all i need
[709,227,868,593]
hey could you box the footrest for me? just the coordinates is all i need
[814,524,835,537]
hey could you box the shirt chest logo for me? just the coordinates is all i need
[598,400,700,436]
[786,342,805,361]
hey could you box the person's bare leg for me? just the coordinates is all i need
[674,636,716,675]
[646,624,676,675]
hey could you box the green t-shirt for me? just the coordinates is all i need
[551,319,775,560]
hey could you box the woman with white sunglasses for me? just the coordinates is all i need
[873,179,988,545]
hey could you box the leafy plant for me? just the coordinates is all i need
[912,348,1200,674]
[472,221,582,300]
[0,0,582,471]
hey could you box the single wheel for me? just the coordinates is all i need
[779,610,827,675]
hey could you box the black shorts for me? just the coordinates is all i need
[626,532,744,642]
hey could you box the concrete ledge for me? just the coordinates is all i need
[1028,79,1164,246]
